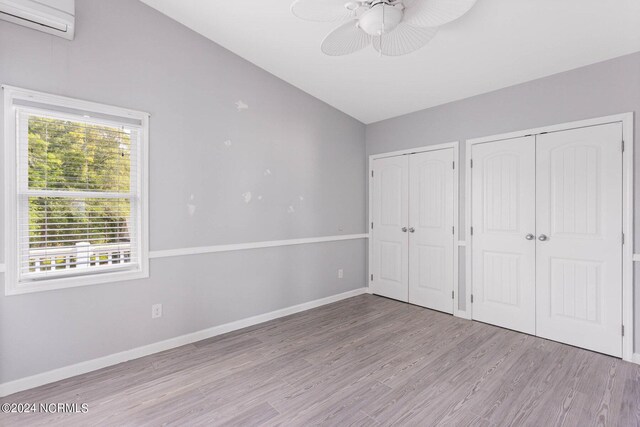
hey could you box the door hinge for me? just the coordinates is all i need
[452,290,455,300]
[470,226,474,236]
[622,140,625,152]
[452,226,455,235]
[470,159,473,168]
[452,161,455,169]
[371,222,374,230]
[622,324,625,336]
[471,294,474,303]
[370,274,373,281]
[371,170,374,178]
[622,232,625,244]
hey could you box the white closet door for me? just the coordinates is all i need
[408,149,455,313]
[471,136,536,334]
[536,123,623,357]
[371,155,409,302]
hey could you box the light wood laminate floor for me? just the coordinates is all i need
[2,294,640,426]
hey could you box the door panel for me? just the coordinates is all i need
[408,149,455,313]
[536,123,622,357]
[371,155,409,301]
[472,136,536,334]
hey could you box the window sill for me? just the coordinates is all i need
[4,267,149,296]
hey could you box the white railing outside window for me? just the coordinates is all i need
[28,242,132,273]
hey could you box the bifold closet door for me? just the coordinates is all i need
[471,136,536,334]
[371,155,409,302]
[408,149,455,313]
[535,123,623,357]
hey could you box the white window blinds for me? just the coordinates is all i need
[16,110,142,282]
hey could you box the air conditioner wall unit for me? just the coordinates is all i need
[0,0,74,40]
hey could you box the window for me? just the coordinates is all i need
[3,86,149,294]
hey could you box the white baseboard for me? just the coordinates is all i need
[632,353,640,365]
[0,287,367,398]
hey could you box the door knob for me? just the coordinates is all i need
[538,234,548,241]
[525,234,535,240]
[409,227,415,233]
[402,227,408,232]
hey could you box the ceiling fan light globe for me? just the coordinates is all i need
[344,1,359,11]
[359,4,403,36]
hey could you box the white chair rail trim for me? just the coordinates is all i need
[148,233,370,259]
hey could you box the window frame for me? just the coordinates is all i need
[3,86,150,295]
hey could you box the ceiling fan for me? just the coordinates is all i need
[291,0,476,56]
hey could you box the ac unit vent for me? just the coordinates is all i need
[0,0,75,40]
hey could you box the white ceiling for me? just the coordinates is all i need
[140,0,640,124]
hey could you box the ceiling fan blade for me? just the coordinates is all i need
[403,0,477,27]
[372,23,437,56]
[322,21,371,56]
[291,0,357,22]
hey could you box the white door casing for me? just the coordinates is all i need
[371,155,409,302]
[471,136,537,334]
[408,149,455,313]
[535,123,623,357]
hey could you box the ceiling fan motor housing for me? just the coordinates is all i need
[358,1,404,36]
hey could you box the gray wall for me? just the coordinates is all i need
[1,0,638,386]
[366,51,640,348]
[0,0,366,383]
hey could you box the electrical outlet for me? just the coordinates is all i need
[151,303,163,319]
[338,268,344,279]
